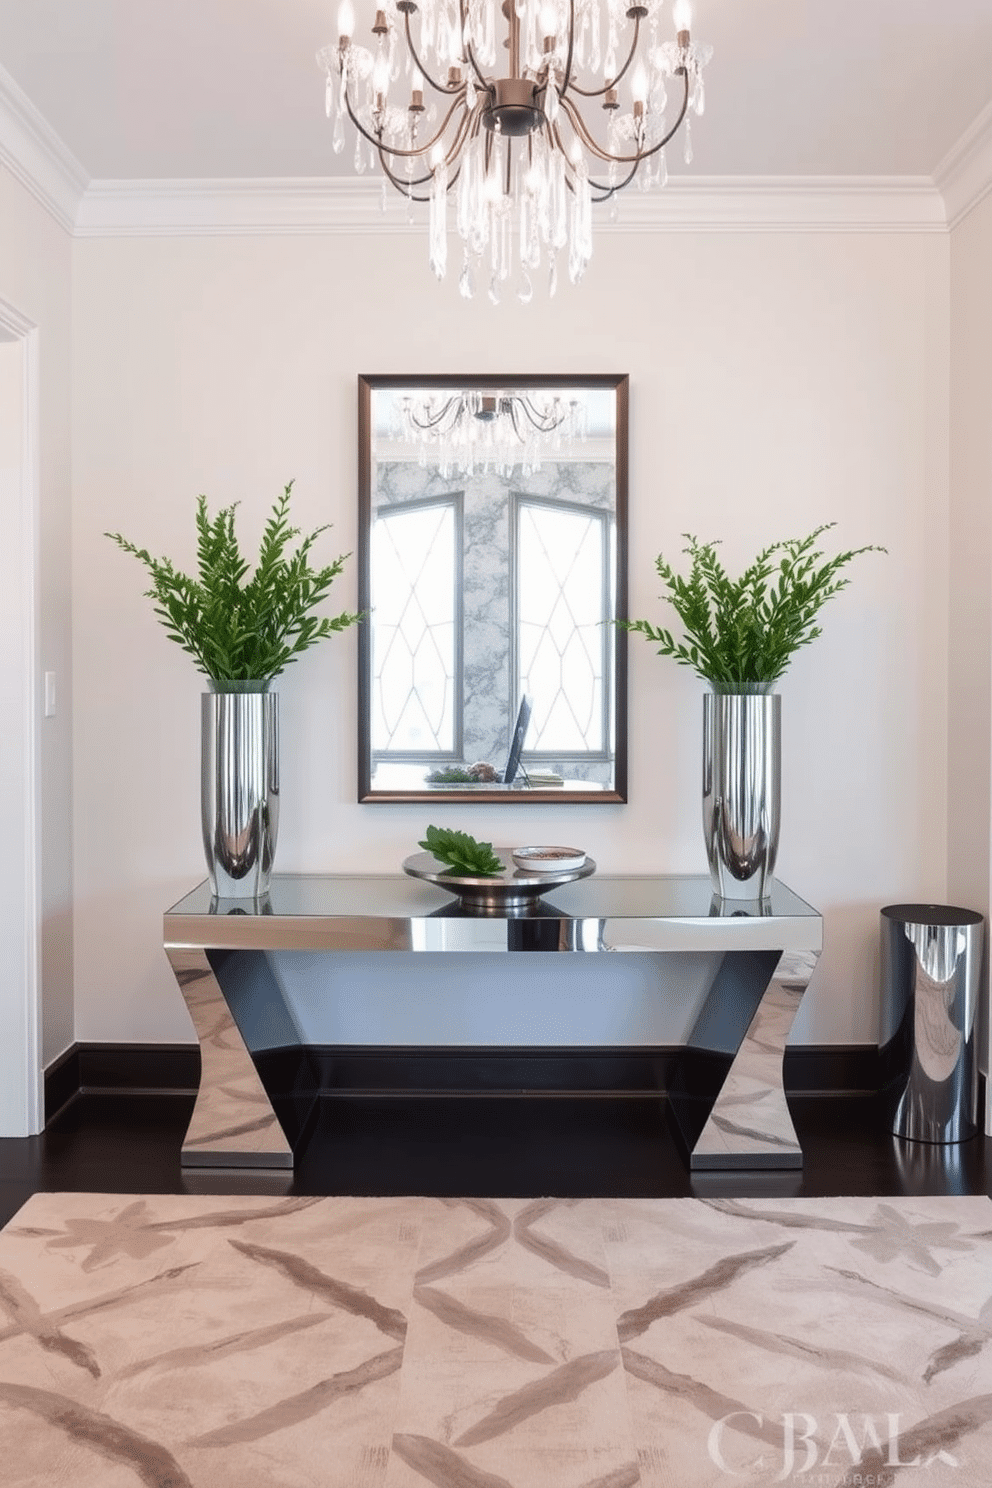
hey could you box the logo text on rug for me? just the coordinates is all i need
[707,1411,959,1481]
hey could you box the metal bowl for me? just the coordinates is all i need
[402,850,596,913]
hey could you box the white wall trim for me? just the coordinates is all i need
[0,62,88,234]
[20,322,41,1135]
[0,298,42,1136]
[935,99,992,230]
[73,173,947,237]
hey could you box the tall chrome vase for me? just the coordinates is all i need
[201,687,280,899]
[702,691,780,901]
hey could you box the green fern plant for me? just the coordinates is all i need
[619,524,885,692]
[106,481,361,685]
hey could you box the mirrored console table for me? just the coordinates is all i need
[163,873,822,1174]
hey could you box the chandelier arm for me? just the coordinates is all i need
[402,11,465,96]
[556,68,689,167]
[432,100,478,168]
[566,15,642,99]
[374,140,466,201]
[439,398,470,436]
[517,398,563,432]
[588,160,641,200]
[343,85,470,165]
[554,95,622,165]
[407,397,461,431]
[550,104,642,202]
[342,88,413,158]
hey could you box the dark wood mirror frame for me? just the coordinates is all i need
[357,373,628,803]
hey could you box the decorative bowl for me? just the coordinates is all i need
[511,846,586,873]
[403,849,595,913]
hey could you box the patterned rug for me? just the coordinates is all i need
[0,1193,990,1487]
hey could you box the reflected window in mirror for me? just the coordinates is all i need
[371,494,462,761]
[516,495,612,777]
[358,374,628,803]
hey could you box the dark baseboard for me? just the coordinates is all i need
[44,1043,201,1123]
[44,1046,82,1124]
[785,1043,889,1096]
[310,1047,676,1096]
[45,1040,888,1126]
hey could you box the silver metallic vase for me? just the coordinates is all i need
[702,691,780,901]
[201,688,280,899]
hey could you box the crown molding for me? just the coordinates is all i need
[75,177,391,236]
[0,62,88,233]
[602,176,945,233]
[934,99,992,229]
[0,44,980,241]
[74,172,946,237]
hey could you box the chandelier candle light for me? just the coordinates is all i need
[318,0,710,300]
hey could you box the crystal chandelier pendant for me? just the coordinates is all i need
[397,389,587,476]
[318,0,711,300]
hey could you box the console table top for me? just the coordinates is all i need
[164,873,821,954]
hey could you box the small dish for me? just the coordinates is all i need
[512,845,586,873]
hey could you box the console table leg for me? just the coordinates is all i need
[690,948,820,1170]
[165,945,294,1170]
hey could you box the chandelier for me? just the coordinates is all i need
[318,0,711,301]
[393,389,586,475]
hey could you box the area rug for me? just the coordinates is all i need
[0,1193,990,1487]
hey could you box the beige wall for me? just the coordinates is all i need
[948,190,992,1101]
[0,162,74,1070]
[71,225,949,1049]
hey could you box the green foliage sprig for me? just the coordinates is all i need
[618,524,885,691]
[106,481,361,684]
[419,825,505,876]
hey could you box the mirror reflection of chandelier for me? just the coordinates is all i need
[396,390,587,475]
[318,0,710,302]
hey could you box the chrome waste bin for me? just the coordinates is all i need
[880,903,984,1144]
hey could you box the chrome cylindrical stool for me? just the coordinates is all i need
[880,903,984,1144]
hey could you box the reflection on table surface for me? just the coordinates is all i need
[167,872,820,931]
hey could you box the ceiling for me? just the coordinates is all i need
[1,0,991,185]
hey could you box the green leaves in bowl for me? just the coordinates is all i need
[418,826,505,877]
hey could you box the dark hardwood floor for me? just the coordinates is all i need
[2,1090,991,1229]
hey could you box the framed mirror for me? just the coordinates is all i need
[358,373,628,803]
